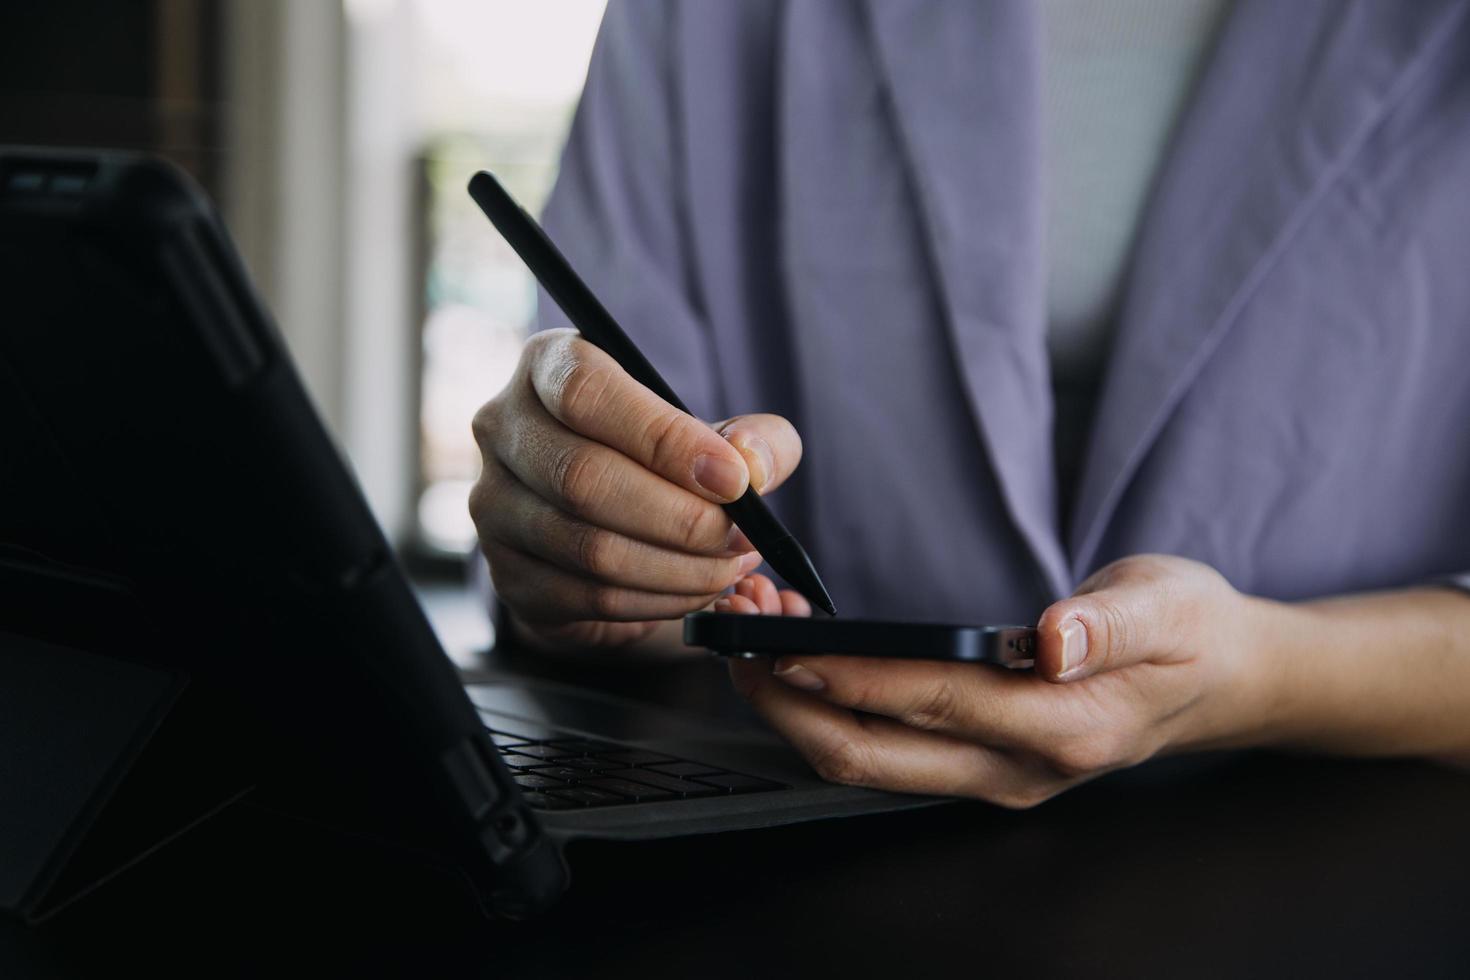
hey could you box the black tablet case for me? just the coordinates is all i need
[0,148,566,921]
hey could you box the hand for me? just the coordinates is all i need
[469,329,802,651]
[725,555,1276,807]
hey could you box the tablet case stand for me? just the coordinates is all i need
[0,559,543,924]
[0,638,255,923]
[0,559,260,924]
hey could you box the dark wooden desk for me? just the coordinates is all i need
[6,653,1470,979]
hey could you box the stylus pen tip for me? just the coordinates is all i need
[813,591,837,617]
[784,553,836,617]
[759,533,836,617]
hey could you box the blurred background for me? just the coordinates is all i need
[1,0,609,656]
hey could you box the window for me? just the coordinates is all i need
[411,0,607,555]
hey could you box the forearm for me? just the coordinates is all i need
[1246,586,1470,764]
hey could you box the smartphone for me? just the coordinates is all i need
[684,613,1037,667]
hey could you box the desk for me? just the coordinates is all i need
[5,652,1470,979]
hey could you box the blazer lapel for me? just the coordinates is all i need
[1069,0,1470,575]
[858,0,1070,595]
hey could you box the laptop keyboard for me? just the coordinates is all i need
[483,720,787,810]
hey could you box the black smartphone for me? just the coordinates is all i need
[684,613,1037,667]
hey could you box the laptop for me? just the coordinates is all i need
[0,148,933,921]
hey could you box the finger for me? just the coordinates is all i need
[526,330,751,503]
[728,659,1056,804]
[473,458,761,594]
[485,392,744,556]
[779,590,812,617]
[713,594,761,614]
[487,544,724,625]
[712,414,803,495]
[734,573,782,614]
[1035,563,1193,683]
[766,654,1052,748]
[753,576,782,615]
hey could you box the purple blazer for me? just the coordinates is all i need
[534,0,1470,623]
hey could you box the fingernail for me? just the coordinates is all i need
[731,436,774,493]
[737,551,763,574]
[694,453,747,501]
[772,660,825,692]
[1059,619,1089,676]
[713,598,733,613]
[723,525,754,555]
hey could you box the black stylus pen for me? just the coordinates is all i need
[469,170,836,617]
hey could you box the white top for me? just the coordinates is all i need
[1040,0,1232,515]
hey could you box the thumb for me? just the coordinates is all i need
[713,414,803,495]
[1034,578,1178,683]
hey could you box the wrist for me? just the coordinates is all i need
[1229,593,1305,749]
[1193,591,1302,752]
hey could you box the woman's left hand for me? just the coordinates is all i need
[724,554,1279,807]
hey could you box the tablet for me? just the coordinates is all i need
[0,147,563,919]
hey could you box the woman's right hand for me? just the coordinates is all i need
[469,328,803,652]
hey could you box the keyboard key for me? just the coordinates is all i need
[581,777,678,802]
[526,766,594,783]
[487,734,536,749]
[520,791,580,811]
[558,757,622,771]
[514,773,571,790]
[502,762,542,774]
[547,787,624,807]
[693,772,786,793]
[548,739,619,755]
[646,761,726,778]
[600,749,678,766]
[603,769,722,797]
[500,743,578,762]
